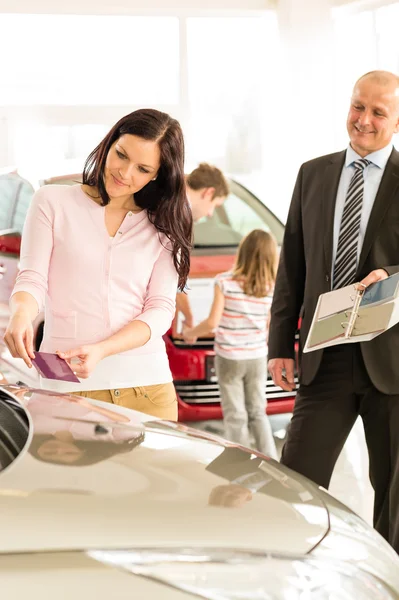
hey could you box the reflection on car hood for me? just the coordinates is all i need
[0,386,329,555]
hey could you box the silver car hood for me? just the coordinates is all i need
[0,385,329,555]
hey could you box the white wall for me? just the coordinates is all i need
[333,0,398,8]
[0,0,387,12]
[0,0,275,13]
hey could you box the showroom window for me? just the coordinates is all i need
[0,13,180,172]
[332,2,399,150]
[332,9,377,149]
[0,14,179,106]
[186,15,279,172]
[0,11,276,179]
[375,3,399,74]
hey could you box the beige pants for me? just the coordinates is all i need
[72,382,177,421]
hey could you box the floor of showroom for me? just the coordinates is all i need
[193,414,374,524]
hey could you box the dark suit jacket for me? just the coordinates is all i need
[268,148,399,394]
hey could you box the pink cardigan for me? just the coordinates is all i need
[12,184,178,392]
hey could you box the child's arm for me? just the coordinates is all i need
[183,284,225,342]
[266,310,271,343]
[176,292,194,329]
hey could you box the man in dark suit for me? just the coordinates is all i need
[268,70,399,552]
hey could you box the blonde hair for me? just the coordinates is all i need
[186,163,229,199]
[232,229,278,298]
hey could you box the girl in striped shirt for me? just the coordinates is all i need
[183,229,278,458]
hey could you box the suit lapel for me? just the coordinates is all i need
[357,148,399,274]
[322,151,346,280]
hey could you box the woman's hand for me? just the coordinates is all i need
[57,343,106,379]
[3,309,35,368]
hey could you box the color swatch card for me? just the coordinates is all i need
[31,352,80,383]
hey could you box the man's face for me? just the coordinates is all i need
[188,187,226,222]
[347,78,399,157]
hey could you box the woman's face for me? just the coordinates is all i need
[104,134,161,200]
[37,438,84,465]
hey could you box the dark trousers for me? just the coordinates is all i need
[281,344,399,553]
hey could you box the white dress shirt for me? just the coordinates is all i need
[332,143,393,283]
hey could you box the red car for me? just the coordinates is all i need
[0,171,297,421]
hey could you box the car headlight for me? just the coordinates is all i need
[87,548,396,599]
[311,491,399,594]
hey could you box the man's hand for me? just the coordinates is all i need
[268,358,296,392]
[356,268,389,291]
[208,484,253,508]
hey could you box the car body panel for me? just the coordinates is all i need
[1,385,399,598]
[0,232,21,305]
[0,385,326,556]
[0,170,35,305]
[0,171,34,233]
[0,552,189,600]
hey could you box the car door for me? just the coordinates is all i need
[0,173,35,305]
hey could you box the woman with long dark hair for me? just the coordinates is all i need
[5,109,192,420]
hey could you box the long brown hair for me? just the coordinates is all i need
[232,229,278,297]
[82,109,192,291]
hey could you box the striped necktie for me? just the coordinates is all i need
[333,158,371,289]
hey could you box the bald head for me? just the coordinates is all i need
[356,70,399,89]
[354,71,399,111]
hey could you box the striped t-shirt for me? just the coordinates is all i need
[214,271,273,360]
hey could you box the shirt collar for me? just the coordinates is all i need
[345,143,393,169]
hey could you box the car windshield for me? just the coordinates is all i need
[194,179,284,248]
